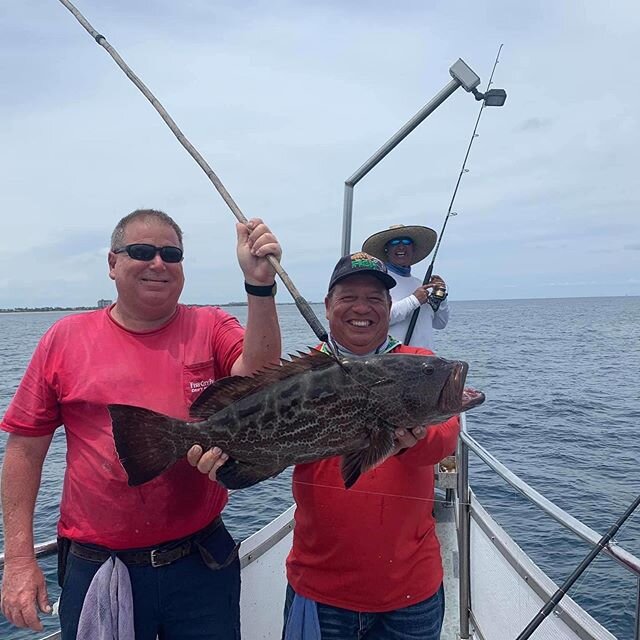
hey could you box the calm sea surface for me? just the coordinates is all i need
[1,297,639,639]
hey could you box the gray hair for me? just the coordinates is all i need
[110,209,184,250]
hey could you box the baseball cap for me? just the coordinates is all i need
[328,252,396,291]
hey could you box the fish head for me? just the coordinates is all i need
[344,354,485,428]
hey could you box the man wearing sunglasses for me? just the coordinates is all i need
[362,224,450,351]
[0,208,282,639]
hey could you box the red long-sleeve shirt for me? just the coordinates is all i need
[286,344,460,612]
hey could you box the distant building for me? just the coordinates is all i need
[97,299,113,309]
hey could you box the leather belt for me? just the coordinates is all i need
[69,516,222,568]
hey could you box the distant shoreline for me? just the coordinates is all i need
[1,295,637,314]
[0,302,311,313]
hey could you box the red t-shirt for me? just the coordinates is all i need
[286,344,460,612]
[1,305,244,549]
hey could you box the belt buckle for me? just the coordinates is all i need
[150,548,171,568]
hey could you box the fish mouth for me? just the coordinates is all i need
[439,362,485,413]
[460,387,485,412]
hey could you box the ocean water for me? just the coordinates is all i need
[1,297,639,639]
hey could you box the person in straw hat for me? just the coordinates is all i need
[362,224,449,350]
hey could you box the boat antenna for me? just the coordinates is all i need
[516,491,640,640]
[404,44,504,345]
[57,0,330,345]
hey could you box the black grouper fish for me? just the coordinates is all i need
[109,349,485,490]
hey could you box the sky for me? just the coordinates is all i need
[1,0,639,307]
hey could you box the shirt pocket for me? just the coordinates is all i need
[183,359,218,410]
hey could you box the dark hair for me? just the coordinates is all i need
[110,209,184,250]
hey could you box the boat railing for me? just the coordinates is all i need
[457,413,640,639]
[4,417,640,639]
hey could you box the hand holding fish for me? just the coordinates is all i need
[236,218,282,285]
[187,445,229,482]
[392,426,426,455]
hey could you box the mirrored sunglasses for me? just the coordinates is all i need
[113,243,184,263]
[388,237,413,246]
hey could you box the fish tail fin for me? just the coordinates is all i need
[109,404,192,487]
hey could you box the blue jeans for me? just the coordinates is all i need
[59,521,240,640]
[283,583,445,640]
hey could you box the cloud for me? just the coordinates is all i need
[516,117,553,132]
[1,0,639,305]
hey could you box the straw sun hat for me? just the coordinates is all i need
[362,224,437,266]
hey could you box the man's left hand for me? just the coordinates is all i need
[236,218,282,285]
[427,275,446,291]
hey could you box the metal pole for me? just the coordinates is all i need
[635,577,640,640]
[341,184,355,257]
[457,414,471,639]
[341,79,462,256]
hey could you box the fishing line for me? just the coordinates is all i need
[291,479,470,507]
[404,44,504,344]
[57,0,330,346]
[292,479,544,511]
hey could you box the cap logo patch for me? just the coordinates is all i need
[350,252,384,271]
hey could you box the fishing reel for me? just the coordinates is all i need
[428,285,448,311]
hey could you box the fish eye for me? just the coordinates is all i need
[421,363,435,376]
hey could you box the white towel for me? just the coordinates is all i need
[76,556,135,640]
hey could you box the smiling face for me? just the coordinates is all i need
[108,217,185,330]
[325,274,391,355]
[385,238,415,268]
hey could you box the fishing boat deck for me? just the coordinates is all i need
[436,495,461,640]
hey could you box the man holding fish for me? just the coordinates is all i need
[191,251,479,639]
[0,208,282,639]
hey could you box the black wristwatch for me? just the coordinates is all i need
[244,281,277,297]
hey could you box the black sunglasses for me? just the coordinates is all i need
[113,243,184,263]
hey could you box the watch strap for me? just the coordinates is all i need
[244,281,277,297]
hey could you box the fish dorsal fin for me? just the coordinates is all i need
[340,421,397,488]
[189,347,337,419]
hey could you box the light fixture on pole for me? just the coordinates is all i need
[472,87,507,106]
[341,57,507,256]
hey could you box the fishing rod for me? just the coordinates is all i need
[404,44,504,345]
[57,0,329,345]
[515,491,640,640]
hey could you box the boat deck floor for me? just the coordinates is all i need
[435,495,464,640]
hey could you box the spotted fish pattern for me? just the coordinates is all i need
[109,349,484,490]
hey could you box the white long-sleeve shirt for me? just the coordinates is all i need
[388,272,450,350]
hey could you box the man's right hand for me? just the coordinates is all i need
[412,285,431,304]
[1,556,51,631]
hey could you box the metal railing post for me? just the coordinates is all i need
[458,415,471,639]
[635,577,640,640]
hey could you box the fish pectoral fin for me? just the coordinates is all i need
[215,458,286,490]
[340,427,396,489]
